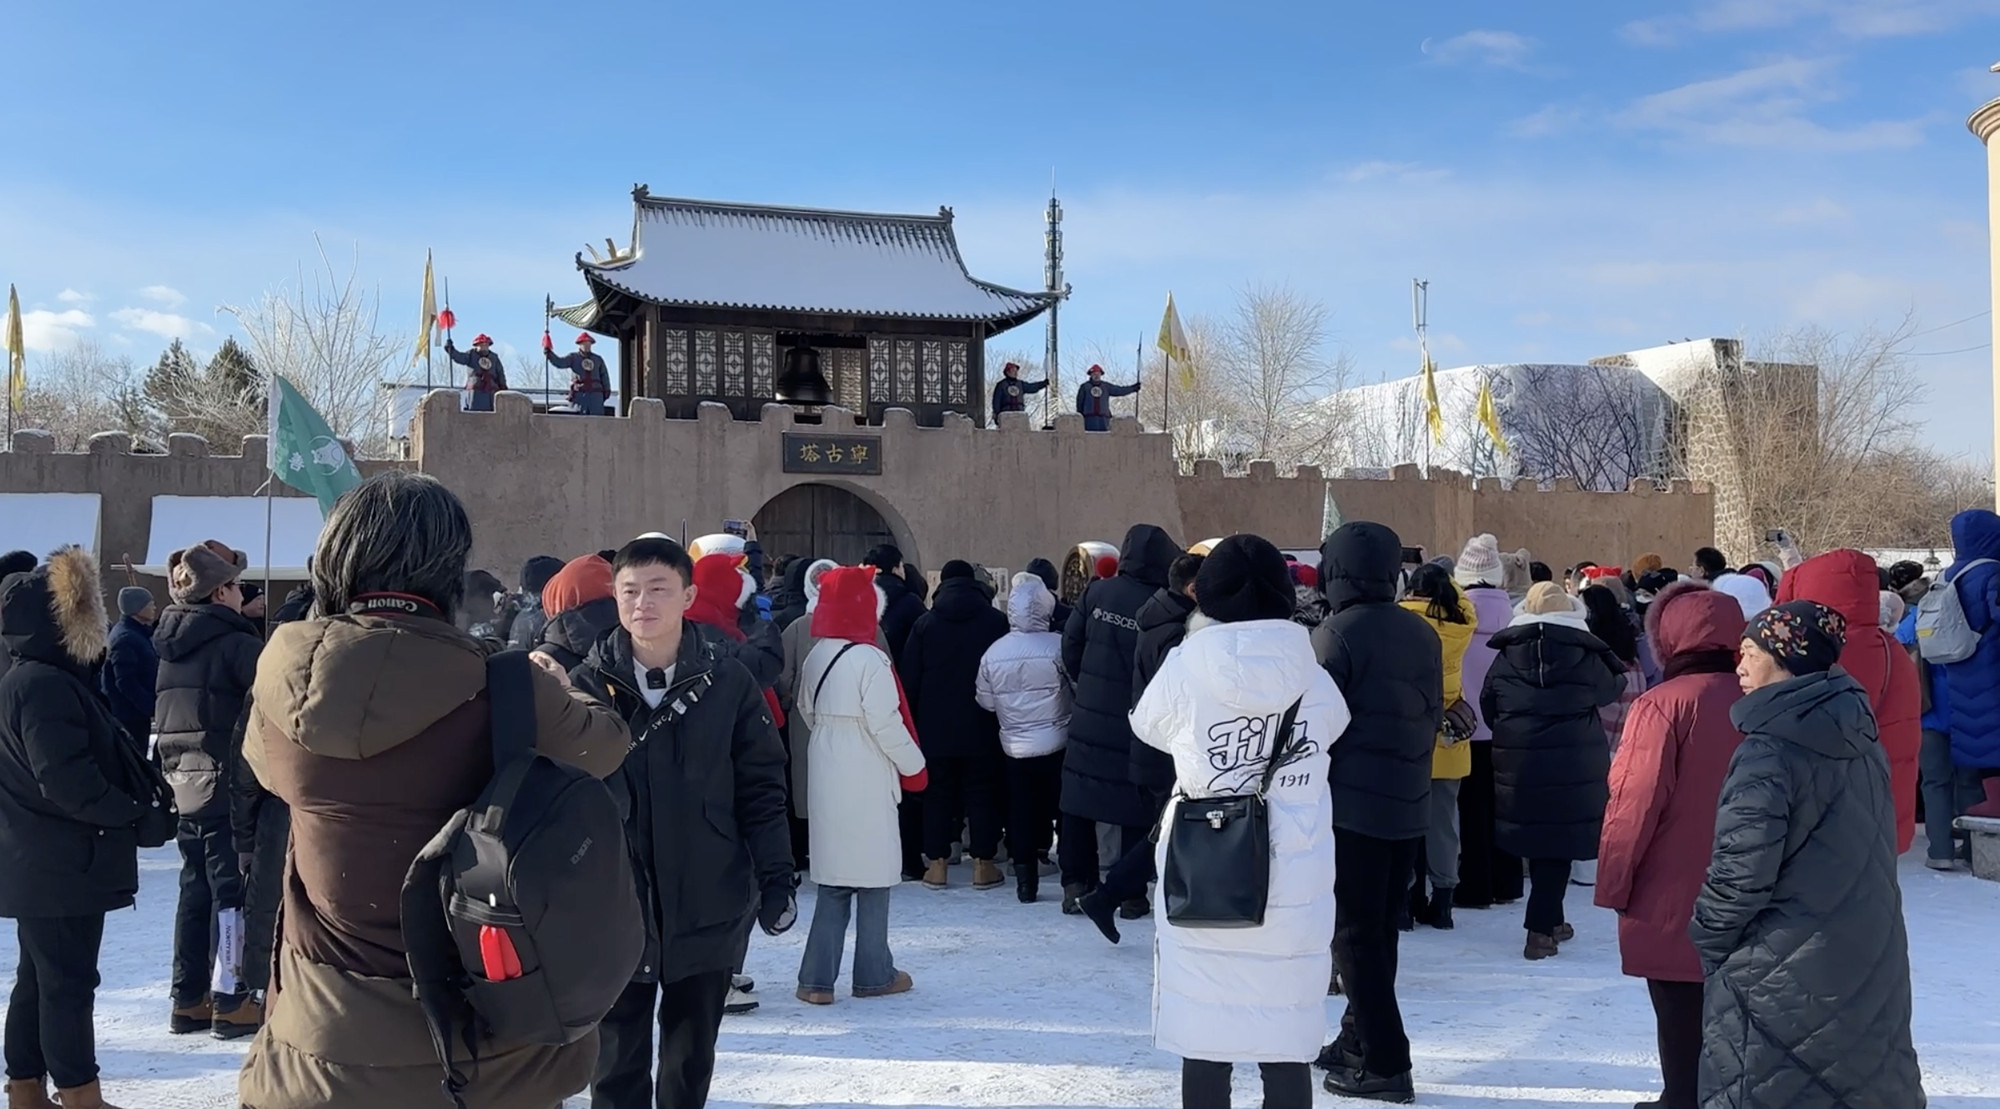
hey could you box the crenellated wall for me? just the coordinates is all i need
[0,430,404,600]
[1176,462,1714,571]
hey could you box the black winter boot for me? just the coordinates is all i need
[1017,871,1039,904]
[1323,1065,1415,1103]
[1429,887,1455,930]
[1077,889,1122,944]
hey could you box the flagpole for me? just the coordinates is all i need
[256,474,275,637]
[543,297,553,414]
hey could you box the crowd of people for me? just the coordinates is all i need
[0,467,1993,1109]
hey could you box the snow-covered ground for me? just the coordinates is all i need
[5,844,1996,1108]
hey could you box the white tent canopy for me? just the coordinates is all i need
[135,496,323,579]
[0,493,102,558]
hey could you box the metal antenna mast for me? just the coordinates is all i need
[1044,178,1069,425]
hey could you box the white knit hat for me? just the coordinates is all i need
[1455,535,1503,588]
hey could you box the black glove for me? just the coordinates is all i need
[758,885,797,936]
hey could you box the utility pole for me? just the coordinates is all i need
[1414,278,1432,476]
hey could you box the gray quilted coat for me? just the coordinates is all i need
[1690,670,1924,1109]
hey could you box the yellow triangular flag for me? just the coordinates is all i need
[1477,375,1508,455]
[410,250,436,367]
[1421,352,1444,445]
[5,285,25,410]
[1156,292,1191,363]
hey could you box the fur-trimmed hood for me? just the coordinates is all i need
[0,546,108,671]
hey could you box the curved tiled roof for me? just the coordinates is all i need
[574,193,1054,332]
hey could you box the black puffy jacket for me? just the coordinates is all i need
[1691,671,1923,1109]
[571,621,793,986]
[878,571,927,658]
[769,559,811,634]
[1313,522,1440,841]
[152,602,262,819]
[0,551,143,918]
[900,577,1009,759]
[533,597,621,674]
[1481,615,1624,861]
[1060,524,1180,827]
[1129,586,1196,793]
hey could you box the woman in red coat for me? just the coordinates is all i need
[1775,549,1922,854]
[1595,581,1745,1109]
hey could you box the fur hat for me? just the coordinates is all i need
[0,546,109,665]
[167,540,247,605]
[1500,547,1533,600]
[1455,535,1503,588]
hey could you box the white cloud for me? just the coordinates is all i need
[138,284,187,308]
[1337,161,1452,184]
[1426,30,1536,70]
[1506,104,1585,139]
[1618,58,1928,152]
[56,288,91,304]
[1623,0,2000,45]
[110,307,209,341]
[20,309,93,351]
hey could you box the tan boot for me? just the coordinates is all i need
[922,860,948,889]
[211,995,264,1040]
[6,1077,57,1109]
[853,970,914,998]
[971,859,1005,890]
[168,994,212,1035]
[52,1080,126,1109]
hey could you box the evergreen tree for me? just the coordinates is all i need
[206,337,262,404]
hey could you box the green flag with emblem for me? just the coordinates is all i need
[267,373,361,514]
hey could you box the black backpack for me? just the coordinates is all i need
[401,651,642,1107]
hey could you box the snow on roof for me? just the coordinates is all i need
[136,495,322,579]
[0,493,101,558]
[575,193,1054,330]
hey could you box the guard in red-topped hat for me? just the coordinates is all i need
[988,360,1047,423]
[1075,363,1141,432]
[444,333,509,412]
[548,332,610,416]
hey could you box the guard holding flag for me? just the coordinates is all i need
[1075,364,1140,432]
[445,334,508,412]
[548,333,610,416]
[989,362,1047,422]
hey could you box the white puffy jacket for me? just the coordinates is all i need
[974,576,1072,758]
[1132,617,1349,1064]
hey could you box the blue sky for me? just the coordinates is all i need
[4,0,1998,454]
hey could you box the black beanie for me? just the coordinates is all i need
[1195,535,1295,624]
[1024,557,1060,592]
[521,555,566,596]
[865,544,904,572]
[940,560,976,581]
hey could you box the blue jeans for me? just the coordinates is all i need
[798,886,895,992]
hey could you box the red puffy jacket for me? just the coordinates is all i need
[1776,550,1921,854]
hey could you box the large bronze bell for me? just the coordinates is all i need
[775,345,833,405]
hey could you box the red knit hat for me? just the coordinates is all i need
[1095,554,1119,580]
[541,555,613,617]
[811,567,882,644]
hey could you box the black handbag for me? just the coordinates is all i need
[1161,697,1303,929]
[112,731,176,849]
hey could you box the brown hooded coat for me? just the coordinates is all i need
[235,611,630,1109]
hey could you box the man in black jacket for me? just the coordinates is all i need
[153,540,265,1040]
[0,548,144,1109]
[1312,522,1440,1104]
[572,536,795,1109]
[1025,557,1072,633]
[868,545,927,658]
[101,586,159,746]
[1075,551,1202,943]
[901,561,1010,891]
[1057,523,1180,914]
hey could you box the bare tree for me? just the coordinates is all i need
[16,341,149,452]
[1726,316,1932,554]
[1221,284,1353,468]
[1507,365,1662,490]
[219,237,399,456]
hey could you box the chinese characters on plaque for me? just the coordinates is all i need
[781,433,884,476]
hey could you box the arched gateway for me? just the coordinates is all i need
[752,483,898,567]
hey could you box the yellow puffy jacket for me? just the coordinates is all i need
[1400,594,1477,780]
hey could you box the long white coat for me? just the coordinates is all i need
[1131,617,1347,1064]
[798,638,926,889]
